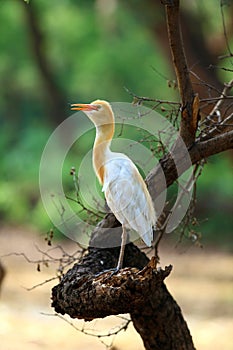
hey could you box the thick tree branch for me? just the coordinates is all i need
[52,257,167,320]
[147,130,233,200]
[165,0,198,146]
[52,253,195,350]
[194,130,233,159]
[131,281,195,350]
[165,0,193,105]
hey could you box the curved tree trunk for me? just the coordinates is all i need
[52,223,195,350]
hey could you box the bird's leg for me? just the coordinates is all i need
[116,225,127,271]
[93,225,127,279]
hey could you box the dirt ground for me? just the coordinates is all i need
[0,226,232,350]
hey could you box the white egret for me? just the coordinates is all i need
[71,100,156,271]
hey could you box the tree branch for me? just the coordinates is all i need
[165,0,193,105]
[52,253,195,350]
[147,129,233,200]
[195,130,233,159]
[165,0,198,145]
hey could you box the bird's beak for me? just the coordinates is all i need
[71,103,98,111]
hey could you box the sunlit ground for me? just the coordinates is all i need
[0,227,232,350]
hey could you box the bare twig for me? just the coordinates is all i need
[200,96,233,103]
[41,312,130,348]
[190,70,223,96]
[1,242,84,290]
[153,161,203,256]
[208,79,233,119]
[198,79,233,139]
[200,112,233,140]
[124,87,180,106]
[26,277,58,291]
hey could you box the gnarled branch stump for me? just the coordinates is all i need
[52,228,195,350]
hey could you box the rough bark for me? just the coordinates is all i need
[131,282,195,350]
[165,0,198,147]
[52,247,195,350]
[52,243,150,319]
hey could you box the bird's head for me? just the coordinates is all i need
[71,99,114,127]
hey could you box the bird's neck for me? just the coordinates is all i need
[93,123,114,184]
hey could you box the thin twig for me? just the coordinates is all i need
[124,87,180,105]
[42,312,131,339]
[208,79,233,118]
[26,277,58,291]
[200,96,233,103]
[190,70,223,96]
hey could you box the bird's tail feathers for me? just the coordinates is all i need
[141,228,153,247]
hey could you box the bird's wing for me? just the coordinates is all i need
[102,155,156,246]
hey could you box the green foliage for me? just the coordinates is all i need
[195,154,233,250]
[0,124,50,227]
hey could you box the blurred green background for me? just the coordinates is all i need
[0,0,232,250]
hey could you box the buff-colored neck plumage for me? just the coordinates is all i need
[91,100,115,184]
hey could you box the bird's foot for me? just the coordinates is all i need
[94,267,121,281]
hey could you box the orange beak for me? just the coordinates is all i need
[71,103,98,111]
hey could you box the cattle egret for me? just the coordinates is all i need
[71,100,156,271]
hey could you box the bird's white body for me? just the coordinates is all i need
[102,152,155,246]
[71,100,156,269]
